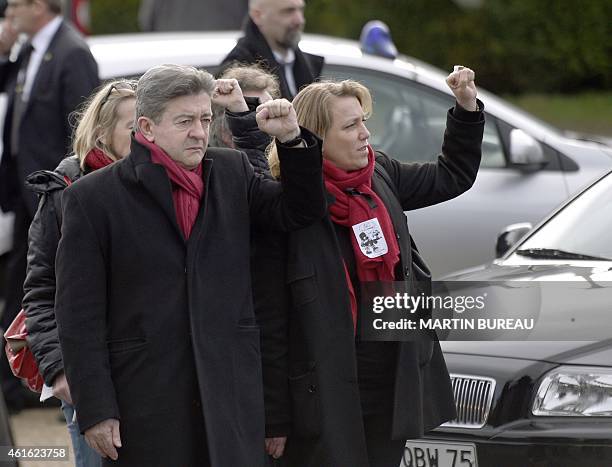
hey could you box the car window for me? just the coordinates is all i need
[322,65,504,168]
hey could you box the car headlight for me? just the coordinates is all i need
[532,366,612,416]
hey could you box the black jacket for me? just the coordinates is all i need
[221,18,324,100]
[256,104,485,467]
[226,101,273,177]
[22,156,84,386]
[54,133,325,467]
[0,21,99,216]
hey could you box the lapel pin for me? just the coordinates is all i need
[44,52,53,61]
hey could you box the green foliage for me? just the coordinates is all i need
[91,0,140,35]
[506,92,612,136]
[305,0,612,95]
[89,0,611,94]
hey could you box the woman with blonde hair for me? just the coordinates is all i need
[21,79,136,467]
[259,70,484,466]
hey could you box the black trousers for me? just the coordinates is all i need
[363,413,406,467]
[0,198,32,409]
[272,413,406,467]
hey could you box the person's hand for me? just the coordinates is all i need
[212,78,249,113]
[0,19,19,56]
[51,372,73,405]
[446,66,478,111]
[265,436,287,459]
[256,99,300,143]
[84,419,122,461]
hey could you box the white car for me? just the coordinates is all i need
[2,31,611,276]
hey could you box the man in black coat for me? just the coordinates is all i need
[0,0,98,412]
[54,65,325,466]
[221,0,323,100]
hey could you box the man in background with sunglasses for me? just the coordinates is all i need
[0,0,98,413]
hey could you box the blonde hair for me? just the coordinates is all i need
[72,80,137,170]
[268,80,372,179]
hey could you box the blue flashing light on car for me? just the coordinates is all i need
[359,20,398,59]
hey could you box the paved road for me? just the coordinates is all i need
[8,407,73,466]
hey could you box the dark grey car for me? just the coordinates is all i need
[408,170,612,467]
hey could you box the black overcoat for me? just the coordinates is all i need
[54,134,325,467]
[256,105,485,467]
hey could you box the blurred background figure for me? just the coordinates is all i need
[210,62,279,165]
[221,0,323,100]
[0,0,99,414]
[22,79,136,467]
[138,0,247,32]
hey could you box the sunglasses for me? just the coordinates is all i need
[100,80,137,107]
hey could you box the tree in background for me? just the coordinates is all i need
[302,0,611,95]
[89,0,611,95]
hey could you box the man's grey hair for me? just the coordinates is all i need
[136,64,216,124]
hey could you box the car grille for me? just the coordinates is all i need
[442,374,496,429]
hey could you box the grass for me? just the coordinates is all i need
[504,92,612,136]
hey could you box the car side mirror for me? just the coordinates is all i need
[496,222,532,258]
[508,129,546,170]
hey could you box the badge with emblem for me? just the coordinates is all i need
[352,218,388,258]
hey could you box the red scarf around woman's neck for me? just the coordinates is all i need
[323,146,400,330]
[135,132,204,240]
[84,148,115,171]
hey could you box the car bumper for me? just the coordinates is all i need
[417,422,612,467]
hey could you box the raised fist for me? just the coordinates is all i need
[446,66,478,111]
[256,99,300,143]
[212,78,248,113]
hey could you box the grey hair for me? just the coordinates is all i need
[136,64,215,125]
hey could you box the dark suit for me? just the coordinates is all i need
[0,19,99,409]
[0,19,99,215]
[54,133,325,466]
[221,18,324,100]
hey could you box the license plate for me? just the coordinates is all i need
[401,440,478,467]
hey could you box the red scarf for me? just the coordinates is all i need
[84,148,114,171]
[323,146,400,331]
[135,132,204,240]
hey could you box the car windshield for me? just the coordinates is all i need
[514,172,612,260]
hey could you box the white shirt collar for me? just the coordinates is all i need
[22,16,62,101]
[272,48,296,66]
[31,16,62,54]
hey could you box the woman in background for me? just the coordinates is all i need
[22,80,136,467]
